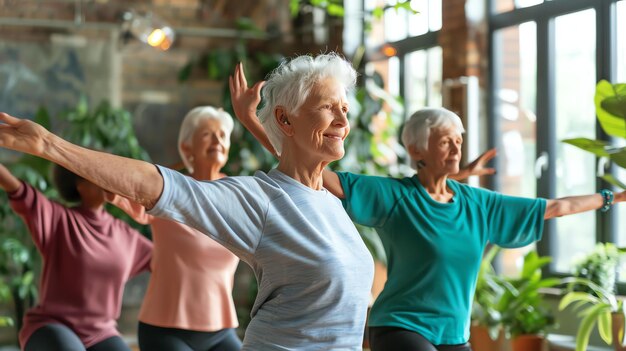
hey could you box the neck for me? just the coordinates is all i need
[417,170,450,195]
[192,162,223,181]
[79,201,104,212]
[277,146,326,190]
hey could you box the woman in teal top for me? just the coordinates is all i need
[230,68,626,351]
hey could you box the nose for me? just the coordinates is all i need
[333,107,349,128]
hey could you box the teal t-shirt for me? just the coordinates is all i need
[337,172,547,345]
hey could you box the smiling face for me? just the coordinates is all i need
[183,118,230,171]
[418,126,463,175]
[279,77,350,164]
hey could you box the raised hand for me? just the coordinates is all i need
[228,63,277,156]
[0,112,50,157]
[465,148,497,177]
[229,62,265,125]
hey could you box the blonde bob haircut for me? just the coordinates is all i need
[178,106,234,173]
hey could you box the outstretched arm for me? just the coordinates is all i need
[0,112,163,209]
[450,148,497,181]
[544,190,626,219]
[0,163,21,193]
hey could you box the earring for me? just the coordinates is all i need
[417,160,426,169]
[282,118,290,125]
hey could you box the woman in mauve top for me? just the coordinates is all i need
[110,106,241,351]
[0,163,152,351]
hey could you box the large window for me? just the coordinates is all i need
[364,0,443,118]
[489,0,622,278]
[493,22,538,276]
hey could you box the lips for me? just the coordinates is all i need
[323,133,344,141]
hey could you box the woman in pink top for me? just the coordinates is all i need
[110,106,241,351]
[0,163,152,351]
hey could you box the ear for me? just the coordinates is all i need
[407,145,423,163]
[180,142,193,158]
[274,106,294,136]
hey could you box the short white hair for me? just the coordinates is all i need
[257,52,357,155]
[401,107,465,169]
[178,106,234,173]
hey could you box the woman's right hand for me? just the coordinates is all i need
[0,112,50,157]
[229,63,265,126]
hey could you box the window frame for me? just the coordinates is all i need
[488,0,620,288]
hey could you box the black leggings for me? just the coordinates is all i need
[24,323,130,351]
[369,326,473,351]
[138,322,242,351]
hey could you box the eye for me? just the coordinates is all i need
[342,106,349,114]
[322,104,332,110]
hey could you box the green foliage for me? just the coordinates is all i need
[288,0,418,30]
[562,80,626,189]
[498,251,561,338]
[559,244,626,351]
[472,246,505,339]
[571,243,622,296]
[0,97,151,338]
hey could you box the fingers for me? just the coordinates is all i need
[253,81,266,96]
[478,148,497,163]
[238,62,247,87]
[0,112,19,125]
[228,75,235,96]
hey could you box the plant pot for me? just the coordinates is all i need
[469,324,504,351]
[511,334,545,351]
[613,312,626,351]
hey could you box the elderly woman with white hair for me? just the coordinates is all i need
[230,72,626,350]
[108,106,241,351]
[0,52,374,350]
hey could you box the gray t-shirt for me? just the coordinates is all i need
[148,166,374,350]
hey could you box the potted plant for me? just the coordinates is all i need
[497,251,562,351]
[470,246,505,351]
[559,243,626,351]
[563,80,626,189]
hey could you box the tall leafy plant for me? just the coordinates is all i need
[563,80,626,189]
[497,251,562,339]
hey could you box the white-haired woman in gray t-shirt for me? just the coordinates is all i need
[0,53,374,351]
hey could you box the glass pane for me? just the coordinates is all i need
[515,0,543,9]
[365,0,385,48]
[384,0,408,42]
[409,0,429,36]
[493,0,515,14]
[428,0,442,31]
[404,46,442,115]
[554,9,597,273]
[493,22,538,277]
[368,57,400,98]
[427,46,442,107]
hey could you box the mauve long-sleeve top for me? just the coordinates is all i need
[8,182,152,348]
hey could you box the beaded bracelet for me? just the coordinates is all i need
[600,189,614,212]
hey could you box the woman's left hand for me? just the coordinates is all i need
[451,148,497,180]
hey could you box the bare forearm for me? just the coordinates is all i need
[245,115,277,157]
[42,133,163,209]
[0,164,21,193]
[545,194,604,219]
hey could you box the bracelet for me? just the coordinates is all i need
[600,189,614,212]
